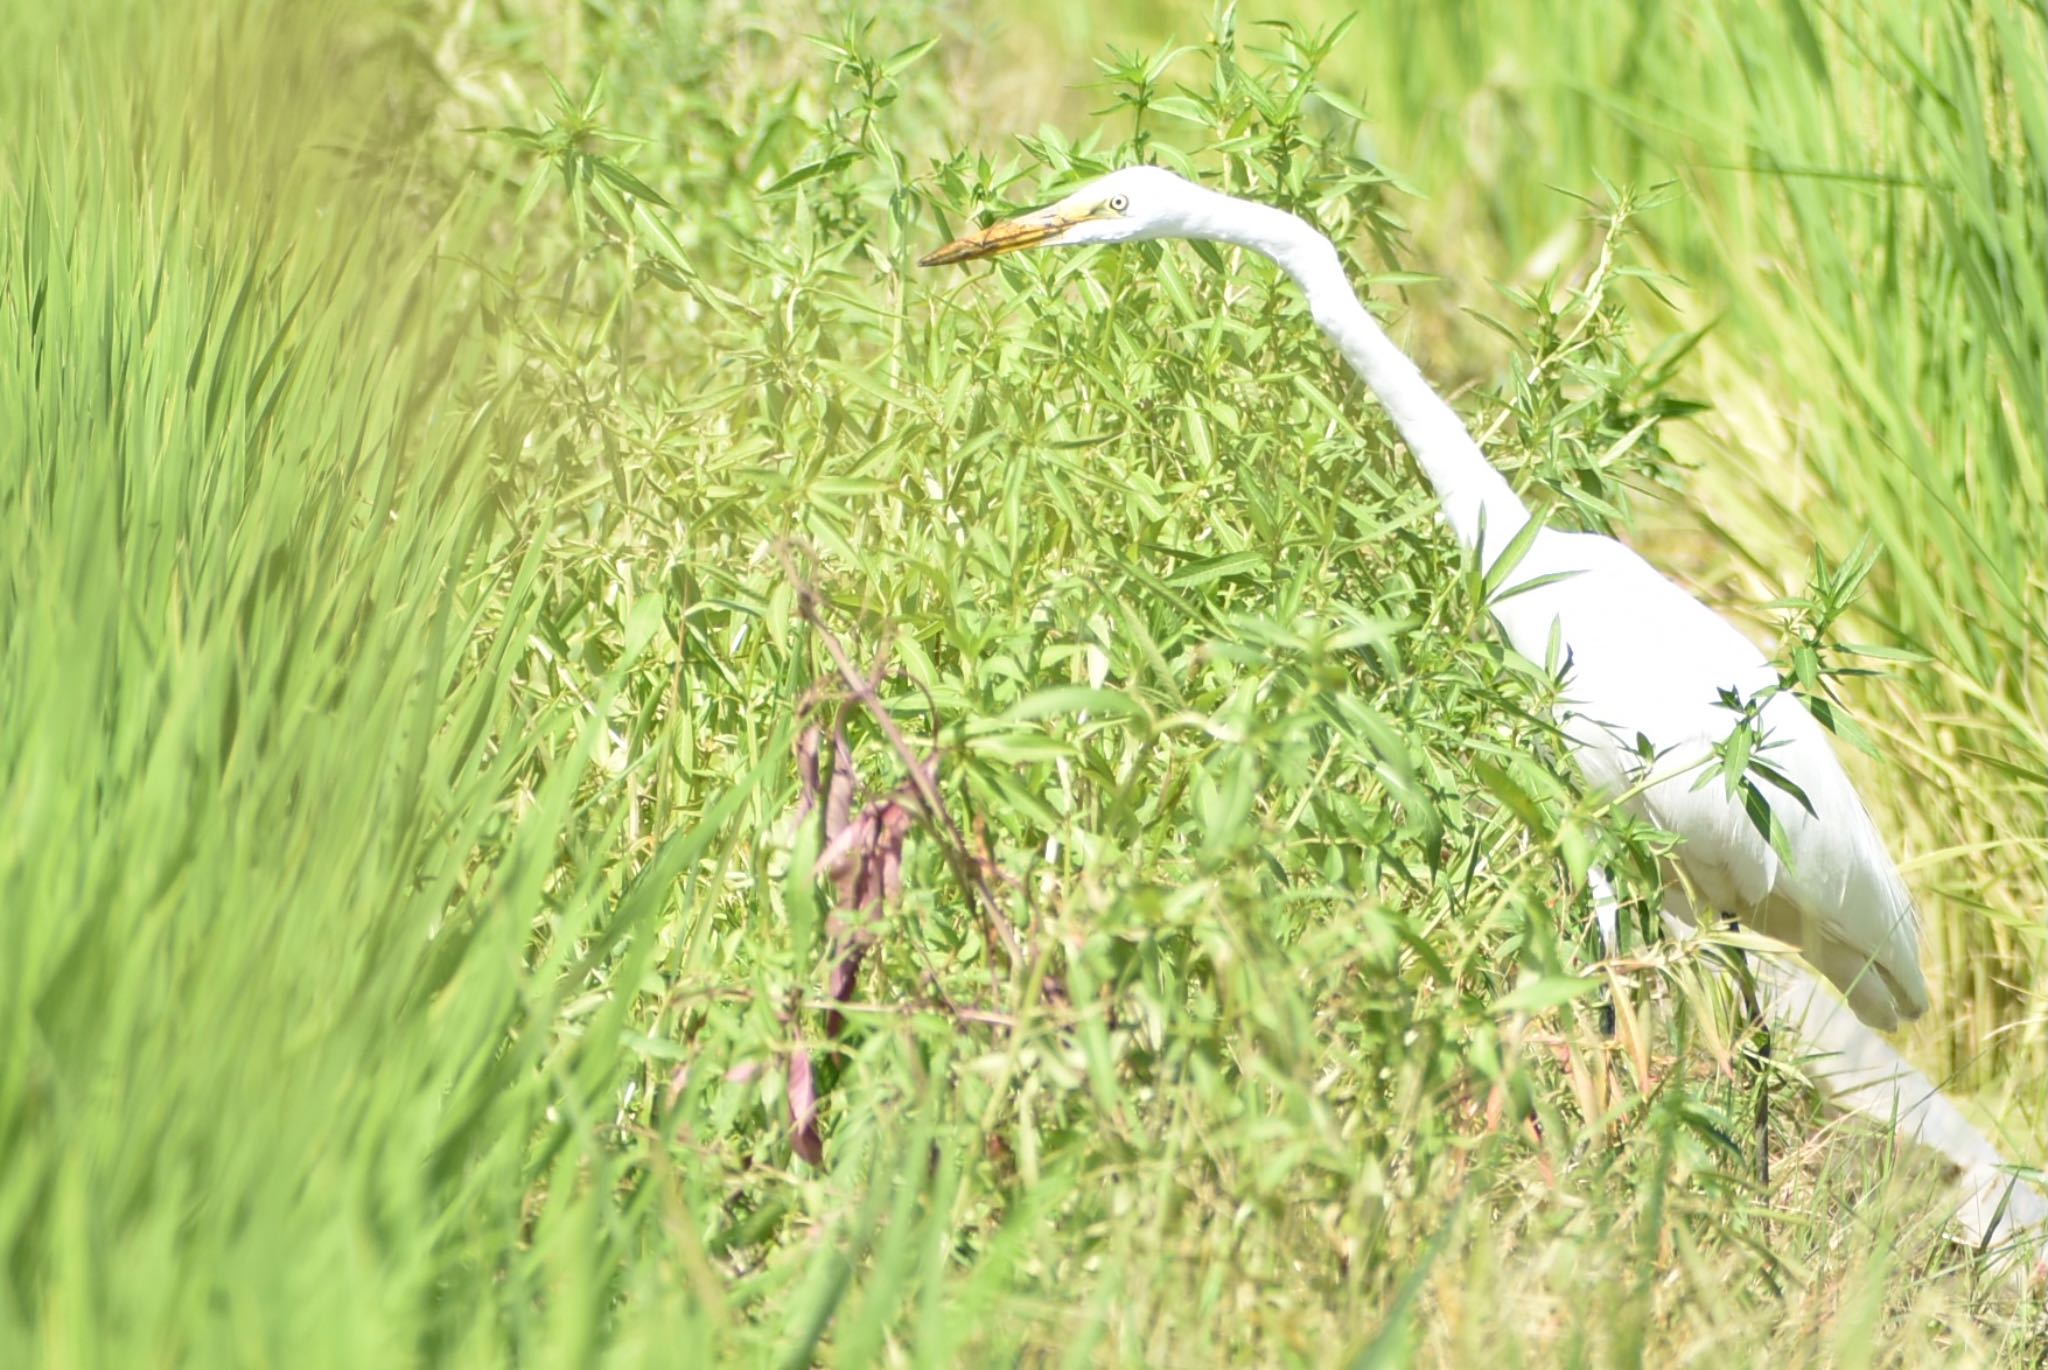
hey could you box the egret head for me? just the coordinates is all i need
[918,166,1212,266]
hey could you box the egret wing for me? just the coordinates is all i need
[1495,531,1927,1027]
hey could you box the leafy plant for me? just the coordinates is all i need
[4,0,2041,1365]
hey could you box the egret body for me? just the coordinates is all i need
[922,165,1928,1030]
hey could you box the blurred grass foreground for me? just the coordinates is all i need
[3,0,2044,1363]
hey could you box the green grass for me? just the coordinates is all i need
[3,0,2043,1364]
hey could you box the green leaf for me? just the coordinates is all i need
[1494,975,1599,1015]
[622,592,668,662]
[766,150,860,194]
[999,686,1147,724]
[1312,84,1372,124]
[1473,759,1554,841]
[1148,96,1210,125]
[593,157,670,207]
[1166,549,1267,588]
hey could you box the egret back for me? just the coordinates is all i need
[1495,530,1930,1029]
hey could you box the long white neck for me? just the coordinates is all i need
[1190,196,1529,559]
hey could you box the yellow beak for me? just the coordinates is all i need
[918,207,1078,267]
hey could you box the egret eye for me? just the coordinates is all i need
[1108,194,1130,213]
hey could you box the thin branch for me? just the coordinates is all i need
[778,544,1026,969]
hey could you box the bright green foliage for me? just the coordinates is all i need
[2,1,2042,1366]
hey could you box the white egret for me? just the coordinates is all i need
[922,164,1926,1029]
[920,168,2048,1262]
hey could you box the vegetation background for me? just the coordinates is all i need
[3,0,2042,1363]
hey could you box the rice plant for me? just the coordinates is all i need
[3,0,2041,1364]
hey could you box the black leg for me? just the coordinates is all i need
[1729,923,1770,1188]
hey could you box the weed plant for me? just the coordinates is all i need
[3,0,2041,1364]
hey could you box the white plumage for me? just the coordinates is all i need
[1497,529,1927,1028]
